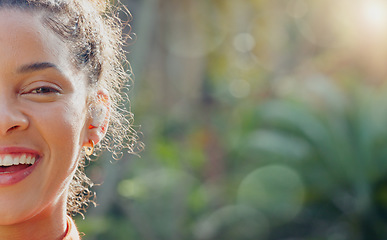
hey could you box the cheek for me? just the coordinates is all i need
[30,100,88,160]
[35,104,88,192]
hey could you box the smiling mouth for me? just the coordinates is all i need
[0,154,37,174]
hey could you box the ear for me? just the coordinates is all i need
[84,89,111,146]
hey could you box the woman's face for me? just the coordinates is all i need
[0,9,90,224]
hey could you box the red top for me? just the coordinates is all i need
[63,216,80,240]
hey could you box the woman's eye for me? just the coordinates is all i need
[20,82,63,102]
[30,86,60,94]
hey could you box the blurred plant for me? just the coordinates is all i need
[247,78,387,239]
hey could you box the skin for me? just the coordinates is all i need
[0,9,107,240]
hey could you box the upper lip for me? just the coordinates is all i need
[0,146,41,157]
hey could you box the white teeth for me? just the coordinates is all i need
[0,154,36,166]
[26,156,32,164]
[19,155,26,164]
[3,155,13,166]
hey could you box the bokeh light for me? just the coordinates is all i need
[237,165,305,223]
[193,205,269,240]
[229,79,250,98]
[359,0,387,33]
[233,33,256,53]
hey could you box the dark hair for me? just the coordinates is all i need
[0,0,141,216]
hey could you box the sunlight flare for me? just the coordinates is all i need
[359,0,387,32]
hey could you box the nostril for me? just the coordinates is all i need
[7,126,19,132]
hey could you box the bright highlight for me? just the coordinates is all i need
[359,0,387,32]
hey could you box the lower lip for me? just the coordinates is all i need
[0,157,40,186]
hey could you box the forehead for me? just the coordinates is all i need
[0,8,74,77]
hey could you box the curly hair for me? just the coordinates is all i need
[0,0,142,216]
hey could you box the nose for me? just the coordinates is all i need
[0,99,28,135]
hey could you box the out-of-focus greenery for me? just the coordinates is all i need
[76,0,387,239]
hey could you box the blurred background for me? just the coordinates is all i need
[75,0,387,239]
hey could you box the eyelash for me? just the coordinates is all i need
[30,86,60,94]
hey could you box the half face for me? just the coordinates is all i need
[0,9,90,224]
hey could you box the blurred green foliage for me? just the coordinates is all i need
[76,0,387,239]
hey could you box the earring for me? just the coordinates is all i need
[85,140,95,156]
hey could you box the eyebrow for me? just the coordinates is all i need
[17,62,60,73]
